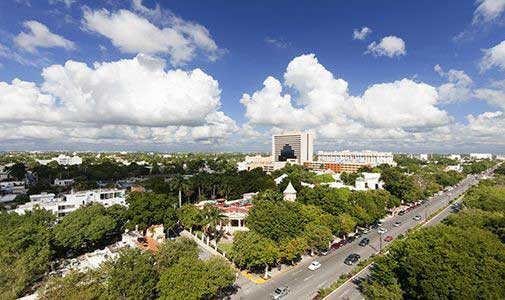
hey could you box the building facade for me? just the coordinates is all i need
[304,161,371,173]
[272,132,313,169]
[237,155,274,172]
[316,150,396,167]
[14,189,127,217]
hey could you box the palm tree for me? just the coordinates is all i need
[202,205,228,238]
[169,175,189,208]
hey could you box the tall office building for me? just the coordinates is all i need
[272,132,314,165]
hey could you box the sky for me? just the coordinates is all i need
[0,0,504,153]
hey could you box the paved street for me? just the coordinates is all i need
[231,170,491,300]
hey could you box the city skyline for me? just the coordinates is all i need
[0,0,504,153]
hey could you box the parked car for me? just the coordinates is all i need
[359,238,370,247]
[308,261,321,271]
[319,248,330,256]
[377,227,388,234]
[271,286,289,299]
[344,253,361,265]
[413,215,422,221]
[331,242,342,250]
[393,221,401,227]
[398,210,405,216]
[384,235,394,242]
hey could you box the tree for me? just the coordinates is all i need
[39,270,104,300]
[101,248,158,300]
[303,222,333,255]
[6,163,26,180]
[156,237,199,270]
[169,175,189,207]
[231,231,279,277]
[157,255,235,300]
[53,204,117,256]
[0,210,55,299]
[177,204,203,233]
[337,213,357,235]
[246,200,305,242]
[201,205,227,237]
[278,237,308,264]
[126,192,178,231]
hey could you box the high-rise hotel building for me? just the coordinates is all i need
[272,132,314,166]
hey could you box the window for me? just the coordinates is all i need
[278,144,296,161]
[231,219,239,227]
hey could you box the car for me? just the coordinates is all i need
[398,210,405,216]
[413,215,422,221]
[384,235,394,242]
[271,286,289,299]
[393,221,401,227]
[359,237,370,247]
[330,242,342,250]
[319,249,330,256]
[344,253,361,265]
[308,261,321,271]
[377,220,384,227]
[377,227,388,234]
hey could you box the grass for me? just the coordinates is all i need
[217,242,233,255]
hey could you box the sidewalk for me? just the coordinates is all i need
[239,255,313,284]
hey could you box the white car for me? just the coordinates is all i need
[377,227,388,234]
[308,261,321,271]
[393,221,401,227]
[413,215,422,221]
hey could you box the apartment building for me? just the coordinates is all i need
[317,150,396,167]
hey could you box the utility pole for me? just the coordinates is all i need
[379,232,383,253]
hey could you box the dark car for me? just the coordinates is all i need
[318,248,330,256]
[398,210,405,216]
[359,238,370,247]
[344,253,361,265]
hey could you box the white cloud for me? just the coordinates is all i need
[480,40,505,71]
[49,0,76,8]
[82,4,222,65]
[366,36,406,57]
[474,88,505,110]
[353,27,372,40]
[0,54,237,145]
[14,20,75,53]
[241,54,450,138]
[434,64,474,103]
[265,37,289,49]
[472,0,505,24]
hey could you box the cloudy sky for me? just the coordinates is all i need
[0,0,504,153]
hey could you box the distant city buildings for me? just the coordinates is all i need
[316,150,396,167]
[448,154,462,161]
[14,189,127,217]
[418,154,429,161]
[469,153,493,160]
[37,154,83,166]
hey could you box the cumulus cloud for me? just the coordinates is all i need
[0,54,237,146]
[472,0,505,24]
[82,3,222,65]
[480,40,505,71]
[49,0,76,8]
[353,27,372,40]
[366,36,406,57]
[474,88,505,110]
[14,20,75,53]
[434,64,474,103]
[241,54,450,143]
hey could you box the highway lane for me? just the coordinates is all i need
[231,171,489,300]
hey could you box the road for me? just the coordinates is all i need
[231,170,492,300]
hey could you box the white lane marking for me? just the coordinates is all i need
[304,274,315,281]
[317,280,328,289]
[291,269,303,276]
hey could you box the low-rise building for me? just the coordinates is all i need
[418,154,429,161]
[197,195,253,234]
[14,189,127,217]
[354,172,383,190]
[54,178,75,186]
[304,161,370,173]
[37,154,82,166]
[317,150,396,167]
[470,153,493,160]
[283,181,297,201]
[448,154,462,161]
[444,165,463,172]
[237,155,274,172]
[0,180,26,194]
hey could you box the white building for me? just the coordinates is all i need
[470,153,493,160]
[0,166,10,181]
[54,178,75,186]
[496,155,505,161]
[0,181,26,194]
[272,132,313,170]
[237,155,273,172]
[283,181,297,201]
[354,173,383,191]
[14,189,127,217]
[37,154,82,166]
[317,150,396,167]
[418,154,429,161]
[444,165,463,172]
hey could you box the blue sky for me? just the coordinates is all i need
[0,0,504,153]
